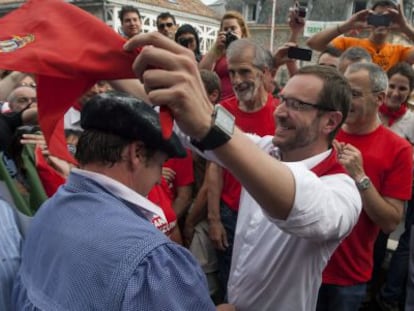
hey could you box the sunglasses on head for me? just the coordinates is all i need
[158,22,174,29]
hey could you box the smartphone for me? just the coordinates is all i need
[367,14,392,27]
[287,47,312,61]
[296,5,307,18]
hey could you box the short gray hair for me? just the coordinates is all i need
[227,38,272,71]
[346,62,388,92]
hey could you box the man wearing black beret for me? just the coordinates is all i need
[12,92,234,310]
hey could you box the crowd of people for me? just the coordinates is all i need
[1,0,414,310]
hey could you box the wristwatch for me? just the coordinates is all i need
[355,176,371,191]
[191,104,235,151]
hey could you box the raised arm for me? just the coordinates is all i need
[198,31,226,71]
[334,140,410,233]
[388,4,414,64]
[306,9,371,52]
[125,33,296,220]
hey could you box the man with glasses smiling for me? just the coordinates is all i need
[156,12,177,40]
[317,62,412,310]
[124,32,362,310]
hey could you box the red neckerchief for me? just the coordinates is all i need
[379,103,407,127]
[311,149,346,177]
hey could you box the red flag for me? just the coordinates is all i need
[0,0,139,163]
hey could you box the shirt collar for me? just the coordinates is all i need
[269,146,332,169]
[72,168,166,223]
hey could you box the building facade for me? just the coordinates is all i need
[0,0,221,54]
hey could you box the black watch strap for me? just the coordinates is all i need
[191,126,232,151]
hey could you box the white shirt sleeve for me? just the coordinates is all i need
[268,162,362,242]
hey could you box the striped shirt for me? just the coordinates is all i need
[0,199,22,311]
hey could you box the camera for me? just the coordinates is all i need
[287,47,312,61]
[225,31,238,49]
[296,5,307,18]
[367,14,392,27]
[178,37,193,48]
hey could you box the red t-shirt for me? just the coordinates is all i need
[323,125,413,285]
[220,94,278,211]
[214,56,235,101]
[147,180,178,236]
[162,149,194,201]
[147,149,194,236]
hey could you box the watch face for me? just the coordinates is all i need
[215,105,235,136]
[357,176,371,190]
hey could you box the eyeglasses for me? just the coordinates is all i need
[15,96,37,104]
[158,22,174,29]
[277,94,335,111]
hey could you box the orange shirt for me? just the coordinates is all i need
[331,36,413,71]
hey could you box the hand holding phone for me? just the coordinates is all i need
[287,47,312,61]
[296,5,307,18]
[367,13,392,27]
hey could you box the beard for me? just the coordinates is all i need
[234,81,256,102]
[233,72,263,103]
[273,117,320,152]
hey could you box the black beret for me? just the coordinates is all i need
[80,91,186,158]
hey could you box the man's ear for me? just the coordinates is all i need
[322,111,343,136]
[209,89,220,104]
[262,66,271,76]
[128,141,144,169]
[375,91,386,107]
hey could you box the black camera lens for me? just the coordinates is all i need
[297,6,307,18]
[225,31,238,49]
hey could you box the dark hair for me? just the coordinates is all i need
[200,69,221,103]
[156,12,176,26]
[64,129,82,139]
[75,130,156,167]
[175,24,202,62]
[387,62,414,93]
[371,0,397,10]
[118,5,141,23]
[296,65,352,141]
[7,125,41,176]
[318,46,342,60]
